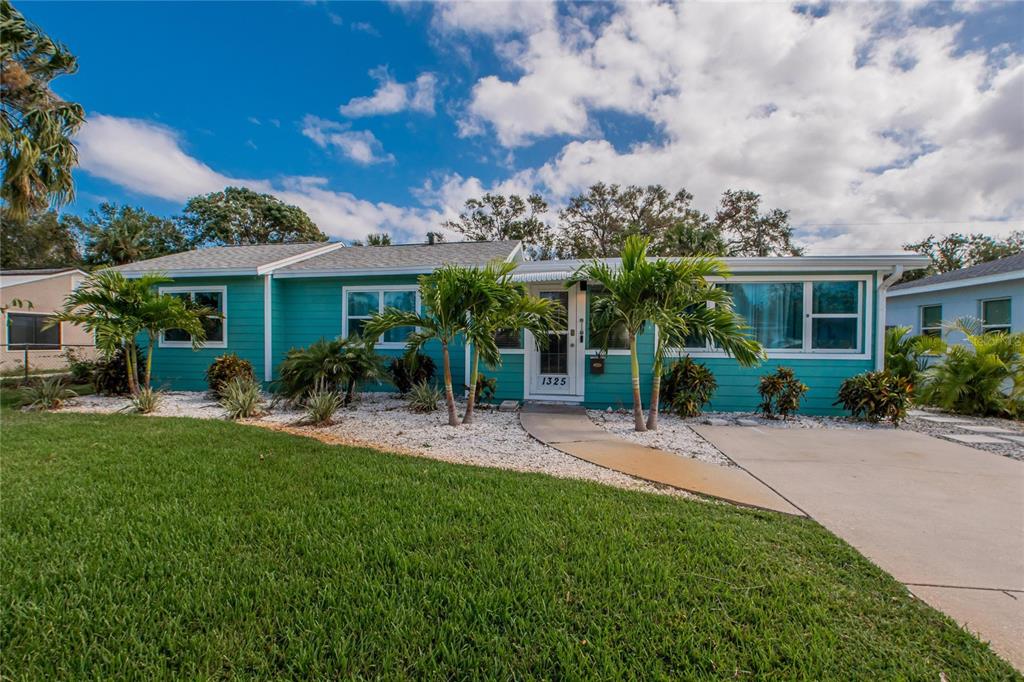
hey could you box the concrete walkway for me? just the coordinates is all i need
[694,426,1024,671]
[519,404,802,515]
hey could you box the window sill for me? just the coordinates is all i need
[159,341,228,349]
[584,349,631,356]
[670,349,869,361]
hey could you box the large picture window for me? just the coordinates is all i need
[721,282,803,349]
[6,313,60,350]
[159,287,226,348]
[343,287,418,347]
[981,298,1011,334]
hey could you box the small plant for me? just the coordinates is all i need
[661,357,717,418]
[758,366,808,419]
[219,376,264,420]
[206,353,256,398]
[20,376,76,410]
[885,326,945,385]
[63,348,97,384]
[473,373,497,406]
[92,347,144,396]
[277,337,384,406]
[407,380,442,413]
[304,383,343,425]
[130,387,163,414]
[387,351,436,394]
[835,370,913,426]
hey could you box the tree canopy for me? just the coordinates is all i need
[0,208,80,268]
[902,231,1024,282]
[0,0,85,219]
[178,187,327,247]
[442,193,552,255]
[65,202,189,266]
[714,190,803,257]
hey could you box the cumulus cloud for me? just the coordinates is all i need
[76,114,436,242]
[339,66,437,117]
[301,115,395,165]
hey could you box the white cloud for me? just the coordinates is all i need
[339,66,437,117]
[75,114,436,242]
[351,21,380,36]
[301,115,395,165]
[433,1,556,36]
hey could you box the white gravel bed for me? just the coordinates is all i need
[60,391,229,419]
[587,409,734,467]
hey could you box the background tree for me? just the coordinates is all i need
[179,186,327,247]
[442,193,553,256]
[0,208,80,267]
[902,231,1023,282]
[65,202,188,266]
[714,190,803,257]
[557,183,693,258]
[1,0,85,219]
[351,232,392,246]
[656,209,727,256]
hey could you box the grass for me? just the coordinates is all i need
[1,407,1018,679]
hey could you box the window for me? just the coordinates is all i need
[920,305,942,337]
[494,328,523,349]
[6,313,60,349]
[586,286,629,351]
[344,287,418,347]
[981,298,1011,334]
[721,282,803,349]
[810,281,861,350]
[159,287,226,348]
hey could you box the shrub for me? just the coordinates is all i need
[130,387,162,414]
[219,376,264,420]
[304,383,343,425]
[277,337,384,405]
[661,357,717,418]
[758,367,808,419]
[885,326,945,385]
[92,347,144,395]
[388,351,436,395]
[835,371,913,426]
[63,348,97,384]
[19,376,76,410]
[407,380,442,413]
[473,373,497,405]
[206,353,256,397]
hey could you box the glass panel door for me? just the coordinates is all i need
[531,289,575,396]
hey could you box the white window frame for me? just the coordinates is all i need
[980,297,1011,334]
[920,304,943,337]
[670,274,872,361]
[342,285,420,349]
[158,285,227,349]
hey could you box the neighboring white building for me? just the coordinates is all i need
[886,253,1024,344]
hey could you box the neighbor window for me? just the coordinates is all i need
[920,305,942,337]
[6,313,60,350]
[587,286,629,351]
[160,288,226,347]
[981,298,1011,334]
[344,287,418,346]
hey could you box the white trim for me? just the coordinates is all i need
[919,303,943,336]
[524,284,586,401]
[122,267,258,278]
[157,285,228,349]
[0,268,89,289]
[341,284,420,349]
[255,242,345,275]
[887,270,1023,297]
[505,242,525,263]
[275,266,437,279]
[875,266,903,370]
[263,275,272,382]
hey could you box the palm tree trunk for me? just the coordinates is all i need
[441,340,459,427]
[646,352,662,431]
[463,347,480,425]
[143,335,156,390]
[629,332,646,432]
[125,341,139,395]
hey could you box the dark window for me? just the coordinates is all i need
[163,290,225,345]
[920,305,942,337]
[494,328,522,349]
[981,298,1011,334]
[587,286,629,350]
[7,313,60,350]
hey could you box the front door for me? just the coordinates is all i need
[528,287,581,398]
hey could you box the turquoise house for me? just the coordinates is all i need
[116,241,928,415]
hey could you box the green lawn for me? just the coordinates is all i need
[1,404,1018,679]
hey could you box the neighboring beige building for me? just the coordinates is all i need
[1,268,96,375]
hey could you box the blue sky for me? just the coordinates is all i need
[24,1,1024,252]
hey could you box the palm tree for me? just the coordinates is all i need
[462,261,561,424]
[569,235,659,431]
[364,264,496,427]
[645,258,763,429]
[885,325,945,384]
[49,270,211,394]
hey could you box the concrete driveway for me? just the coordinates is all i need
[694,426,1024,670]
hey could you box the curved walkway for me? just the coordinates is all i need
[519,404,802,516]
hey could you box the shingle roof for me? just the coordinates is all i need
[0,267,79,275]
[889,252,1024,291]
[114,242,339,275]
[276,240,521,274]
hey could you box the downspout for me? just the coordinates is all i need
[263,274,273,382]
[875,265,904,371]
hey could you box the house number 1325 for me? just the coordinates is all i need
[540,376,567,386]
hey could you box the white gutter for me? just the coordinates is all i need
[875,265,904,370]
[263,274,273,382]
[255,242,345,275]
[886,269,1023,297]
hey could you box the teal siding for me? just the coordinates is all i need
[148,276,265,392]
[484,352,525,404]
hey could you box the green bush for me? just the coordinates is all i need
[758,367,808,419]
[206,353,256,398]
[277,337,383,406]
[219,376,264,420]
[661,357,717,418]
[304,383,343,425]
[407,380,442,413]
[19,376,76,411]
[130,387,162,415]
[885,326,945,385]
[388,351,436,395]
[91,347,144,395]
[473,373,497,405]
[835,371,913,426]
[63,348,97,384]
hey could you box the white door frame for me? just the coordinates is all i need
[524,283,586,401]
